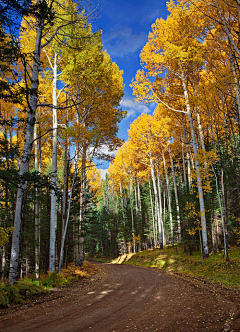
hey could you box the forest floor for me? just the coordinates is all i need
[0,262,240,331]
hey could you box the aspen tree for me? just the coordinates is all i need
[9,0,52,285]
[131,1,210,256]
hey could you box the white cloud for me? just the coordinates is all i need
[88,144,117,159]
[120,97,151,118]
[103,25,147,58]
[99,169,108,179]
[97,145,117,156]
[143,8,162,24]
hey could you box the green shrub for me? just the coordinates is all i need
[16,278,47,297]
[0,261,96,308]
[0,279,48,308]
[41,271,70,288]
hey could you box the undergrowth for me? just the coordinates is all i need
[0,261,97,308]
[112,246,240,289]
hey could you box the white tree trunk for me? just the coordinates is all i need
[61,137,69,266]
[213,0,240,59]
[137,178,142,219]
[79,144,87,266]
[59,149,78,271]
[49,52,58,272]
[182,114,192,189]
[120,182,126,226]
[162,153,174,246]
[34,122,40,279]
[9,17,44,285]
[229,43,240,129]
[182,139,187,188]
[157,168,165,246]
[148,180,157,247]
[168,146,181,242]
[128,181,136,253]
[211,166,228,260]
[149,155,163,248]
[196,106,205,151]
[134,179,138,215]
[181,72,209,257]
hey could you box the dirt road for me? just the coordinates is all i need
[0,263,239,331]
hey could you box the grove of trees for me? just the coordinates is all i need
[1,0,240,286]
[97,0,240,262]
[0,0,124,284]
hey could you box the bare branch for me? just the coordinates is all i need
[152,89,187,114]
[57,85,68,100]
[43,49,53,70]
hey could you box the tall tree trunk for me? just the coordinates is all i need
[196,106,205,150]
[181,71,209,257]
[162,153,173,246]
[2,129,9,282]
[61,130,69,267]
[157,168,165,246]
[59,150,78,271]
[137,178,142,219]
[229,43,240,133]
[128,181,136,253]
[120,182,127,253]
[49,52,58,272]
[181,139,187,188]
[134,179,138,215]
[182,114,192,189]
[168,145,181,242]
[119,182,125,226]
[211,166,228,260]
[149,155,163,248]
[34,122,40,279]
[9,16,44,284]
[213,112,229,260]
[148,180,157,247]
[78,144,87,266]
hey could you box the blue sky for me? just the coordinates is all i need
[90,0,169,169]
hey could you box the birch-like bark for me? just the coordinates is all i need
[181,72,209,257]
[182,114,192,189]
[157,168,165,246]
[137,178,142,219]
[1,190,8,282]
[59,150,78,271]
[49,52,58,272]
[211,166,229,260]
[148,180,157,247]
[34,122,40,279]
[134,179,138,215]
[162,153,174,246]
[61,117,69,267]
[128,181,136,253]
[168,146,181,242]
[9,16,44,284]
[229,43,240,131]
[213,0,240,59]
[196,106,205,151]
[2,129,8,282]
[119,182,127,254]
[163,189,166,225]
[78,144,87,266]
[213,112,229,259]
[119,182,126,225]
[221,98,229,152]
[182,139,187,188]
[149,155,163,248]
